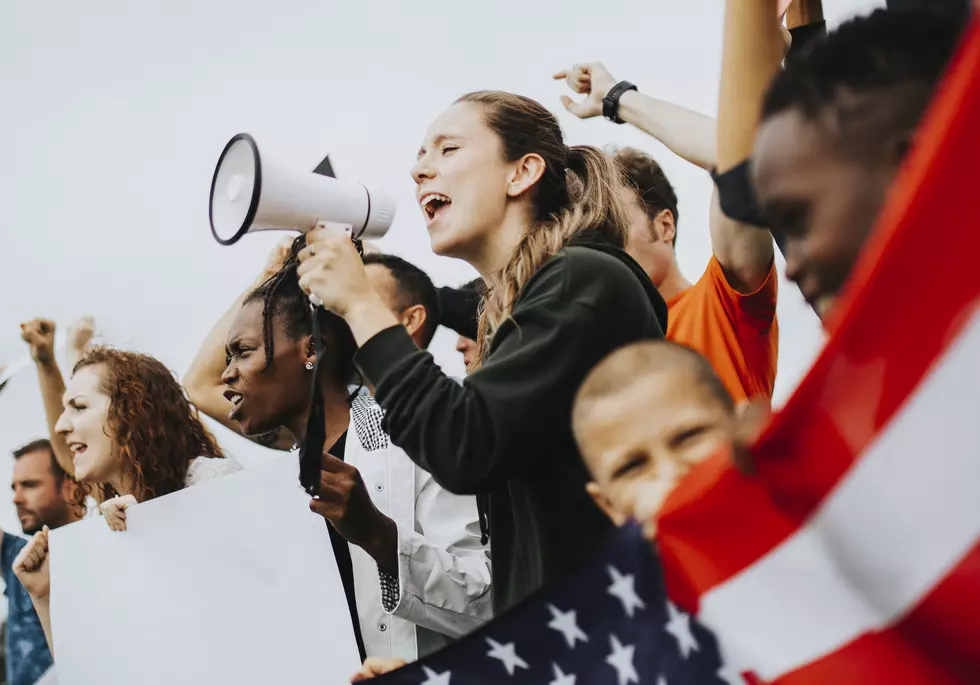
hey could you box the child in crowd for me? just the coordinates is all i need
[572,340,765,537]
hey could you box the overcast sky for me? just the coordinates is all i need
[0,0,883,537]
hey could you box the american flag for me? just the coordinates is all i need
[658,15,980,684]
[372,523,741,684]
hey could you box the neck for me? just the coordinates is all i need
[285,382,352,450]
[469,209,530,278]
[654,260,693,301]
[108,471,137,501]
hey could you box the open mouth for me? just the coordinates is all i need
[419,192,452,225]
[68,442,88,464]
[224,389,244,420]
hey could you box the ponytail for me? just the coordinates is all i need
[475,144,631,363]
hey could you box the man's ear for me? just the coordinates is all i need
[399,304,427,341]
[654,209,676,247]
[586,481,628,527]
[506,153,547,199]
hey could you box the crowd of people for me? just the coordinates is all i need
[0,0,971,682]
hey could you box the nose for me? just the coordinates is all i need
[411,156,434,186]
[221,362,239,386]
[455,335,468,353]
[11,486,25,506]
[782,242,805,286]
[54,408,71,436]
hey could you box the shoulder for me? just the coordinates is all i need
[185,456,244,486]
[521,245,651,309]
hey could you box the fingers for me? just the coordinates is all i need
[560,95,591,118]
[15,530,50,572]
[320,450,349,471]
[351,657,407,681]
[310,497,341,522]
[552,69,568,80]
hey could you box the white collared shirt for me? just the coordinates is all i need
[343,394,492,660]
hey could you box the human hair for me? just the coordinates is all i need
[244,235,359,395]
[460,277,486,296]
[362,252,440,348]
[12,438,67,485]
[455,91,632,363]
[610,147,680,248]
[762,9,961,159]
[73,346,224,504]
[573,340,734,438]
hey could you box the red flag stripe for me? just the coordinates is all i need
[772,541,980,684]
[699,308,980,679]
[659,16,980,611]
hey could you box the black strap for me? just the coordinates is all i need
[299,307,367,662]
[602,80,638,124]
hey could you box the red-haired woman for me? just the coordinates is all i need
[14,345,239,656]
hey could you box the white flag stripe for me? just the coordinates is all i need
[699,306,980,680]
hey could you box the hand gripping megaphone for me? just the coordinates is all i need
[208,133,396,245]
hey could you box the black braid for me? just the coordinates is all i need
[244,235,363,399]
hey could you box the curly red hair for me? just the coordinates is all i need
[73,346,224,504]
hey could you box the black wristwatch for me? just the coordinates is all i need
[602,81,638,124]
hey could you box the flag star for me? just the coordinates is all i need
[664,601,699,658]
[549,663,576,685]
[547,604,589,649]
[606,565,646,617]
[486,637,529,676]
[716,662,746,685]
[605,634,639,685]
[420,665,452,685]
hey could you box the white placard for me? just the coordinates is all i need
[49,453,360,685]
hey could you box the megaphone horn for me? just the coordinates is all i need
[209,133,396,246]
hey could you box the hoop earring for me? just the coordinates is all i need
[305,361,314,370]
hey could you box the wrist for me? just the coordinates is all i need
[363,513,399,577]
[343,294,401,347]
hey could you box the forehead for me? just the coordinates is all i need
[66,365,105,397]
[13,450,51,477]
[579,369,724,448]
[421,101,491,147]
[228,299,265,341]
[752,110,843,197]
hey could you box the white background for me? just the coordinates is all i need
[0,0,882,545]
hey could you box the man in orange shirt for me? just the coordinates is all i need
[554,62,779,403]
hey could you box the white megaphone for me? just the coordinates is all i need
[209,133,396,245]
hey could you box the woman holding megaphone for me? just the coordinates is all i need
[296,91,668,611]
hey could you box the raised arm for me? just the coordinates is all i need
[709,0,784,292]
[554,62,717,171]
[12,528,54,656]
[183,237,296,450]
[21,320,72,476]
[64,316,95,374]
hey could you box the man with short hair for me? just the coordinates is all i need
[555,62,780,405]
[1,439,81,685]
[752,8,962,320]
[362,253,440,350]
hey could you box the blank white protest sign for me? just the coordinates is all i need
[49,454,360,685]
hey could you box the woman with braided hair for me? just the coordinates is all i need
[296,91,668,611]
[183,236,492,662]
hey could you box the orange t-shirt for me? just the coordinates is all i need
[666,256,778,404]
